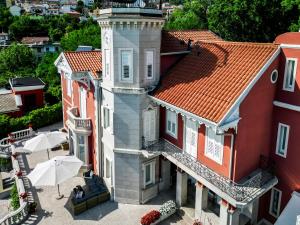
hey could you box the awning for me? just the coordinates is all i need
[275,192,300,225]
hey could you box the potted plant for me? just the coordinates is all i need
[15,171,22,177]
[193,220,202,225]
[20,192,28,199]
[28,202,37,213]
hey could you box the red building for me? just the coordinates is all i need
[56,19,300,224]
[0,77,45,117]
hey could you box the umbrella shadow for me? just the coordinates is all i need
[18,153,54,224]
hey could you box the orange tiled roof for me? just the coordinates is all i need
[64,51,102,78]
[153,41,278,123]
[161,30,223,53]
[274,32,300,45]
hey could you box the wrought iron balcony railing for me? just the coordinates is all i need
[145,139,277,204]
[101,0,162,9]
[67,107,91,130]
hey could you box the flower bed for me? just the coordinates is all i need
[141,200,177,225]
[141,210,160,225]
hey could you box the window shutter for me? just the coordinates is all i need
[143,109,156,143]
[110,109,114,134]
[185,122,191,154]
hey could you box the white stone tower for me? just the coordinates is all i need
[97,0,164,203]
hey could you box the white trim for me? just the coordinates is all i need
[119,48,133,83]
[218,47,281,126]
[271,69,279,84]
[269,187,282,218]
[280,44,300,49]
[149,96,217,128]
[273,100,300,112]
[11,85,45,92]
[283,58,297,92]
[275,123,290,158]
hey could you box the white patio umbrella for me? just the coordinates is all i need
[27,155,83,199]
[23,131,67,159]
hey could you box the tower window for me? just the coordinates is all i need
[120,49,133,82]
[283,58,297,92]
[145,50,154,79]
[104,49,110,79]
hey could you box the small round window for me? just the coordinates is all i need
[270,70,278,84]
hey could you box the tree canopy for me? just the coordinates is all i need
[60,24,101,51]
[165,0,300,42]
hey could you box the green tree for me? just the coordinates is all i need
[165,0,211,30]
[0,43,35,72]
[76,0,84,13]
[207,0,298,42]
[0,7,13,32]
[281,0,300,31]
[60,24,101,51]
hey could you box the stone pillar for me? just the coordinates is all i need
[250,199,259,225]
[195,182,209,219]
[220,199,240,225]
[176,169,188,206]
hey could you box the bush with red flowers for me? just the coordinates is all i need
[15,171,22,177]
[193,220,202,225]
[141,210,160,225]
[19,192,28,199]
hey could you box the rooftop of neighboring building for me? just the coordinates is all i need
[0,92,20,114]
[153,41,278,123]
[21,36,50,45]
[161,30,223,53]
[10,77,45,88]
[274,32,300,45]
[63,50,102,78]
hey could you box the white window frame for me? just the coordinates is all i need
[283,58,297,92]
[143,107,157,143]
[104,49,110,79]
[270,69,278,84]
[185,119,198,158]
[143,160,155,187]
[166,110,178,138]
[67,76,72,97]
[204,127,224,165]
[276,123,290,158]
[145,49,154,80]
[269,188,282,218]
[77,135,86,164]
[103,107,110,129]
[119,48,133,83]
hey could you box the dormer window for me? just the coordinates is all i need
[283,58,297,92]
[120,49,133,82]
[145,50,154,79]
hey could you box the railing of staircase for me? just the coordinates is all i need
[0,156,29,225]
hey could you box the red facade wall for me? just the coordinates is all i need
[61,71,98,173]
[160,54,185,75]
[233,58,280,181]
[259,47,300,223]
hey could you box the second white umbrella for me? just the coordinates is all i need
[27,155,83,199]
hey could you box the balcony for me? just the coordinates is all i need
[145,139,278,206]
[67,108,92,133]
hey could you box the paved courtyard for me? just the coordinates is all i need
[16,122,188,225]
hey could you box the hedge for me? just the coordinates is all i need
[0,102,62,139]
[10,182,20,210]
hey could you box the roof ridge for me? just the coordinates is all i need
[64,50,101,54]
[193,40,278,47]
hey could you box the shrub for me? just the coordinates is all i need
[10,182,20,210]
[0,157,12,172]
[141,210,160,225]
[159,200,176,216]
[0,102,62,138]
